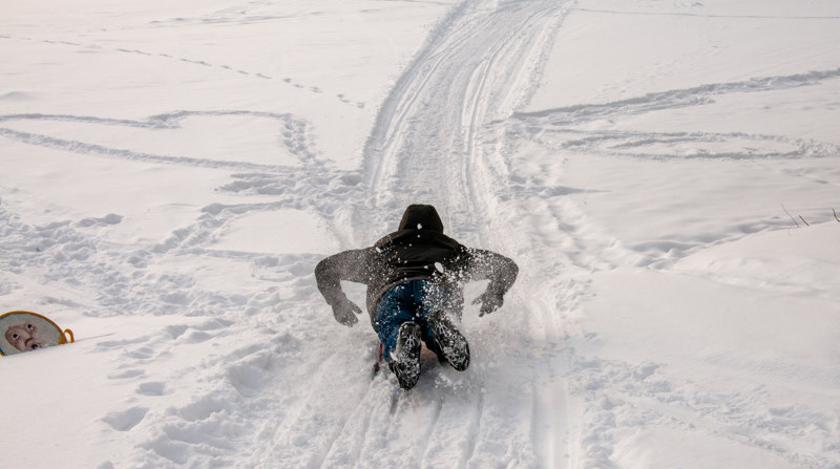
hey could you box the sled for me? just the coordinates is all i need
[0,310,75,356]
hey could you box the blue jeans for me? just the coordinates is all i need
[373,279,449,362]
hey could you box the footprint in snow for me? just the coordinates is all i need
[137,381,167,396]
[102,406,148,431]
[107,368,146,380]
[76,213,123,228]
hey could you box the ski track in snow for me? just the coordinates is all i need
[0,111,322,171]
[508,65,840,162]
[3,0,840,467]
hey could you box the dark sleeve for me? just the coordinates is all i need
[314,248,375,306]
[462,248,519,296]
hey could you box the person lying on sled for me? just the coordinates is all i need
[315,204,518,389]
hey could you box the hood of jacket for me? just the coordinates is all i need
[397,204,444,232]
[374,204,460,250]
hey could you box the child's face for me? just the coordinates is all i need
[4,323,45,351]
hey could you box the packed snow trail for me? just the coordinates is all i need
[361,0,573,242]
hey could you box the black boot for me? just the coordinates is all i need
[388,322,422,389]
[428,311,470,371]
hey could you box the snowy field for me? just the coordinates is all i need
[2,0,840,467]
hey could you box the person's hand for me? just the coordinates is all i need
[472,291,504,317]
[332,298,362,326]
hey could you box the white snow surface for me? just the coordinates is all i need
[2,0,839,468]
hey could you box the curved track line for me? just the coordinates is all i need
[513,65,840,125]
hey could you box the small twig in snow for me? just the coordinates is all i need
[799,215,810,227]
[781,203,799,228]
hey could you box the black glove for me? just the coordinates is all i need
[472,291,504,317]
[331,298,362,326]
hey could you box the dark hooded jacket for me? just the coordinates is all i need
[315,205,519,322]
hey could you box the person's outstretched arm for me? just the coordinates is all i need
[315,248,374,327]
[463,248,519,316]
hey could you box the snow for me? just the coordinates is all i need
[211,209,340,255]
[1,0,839,468]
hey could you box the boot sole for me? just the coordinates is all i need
[429,312,470,371]
[390,322,421,389]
